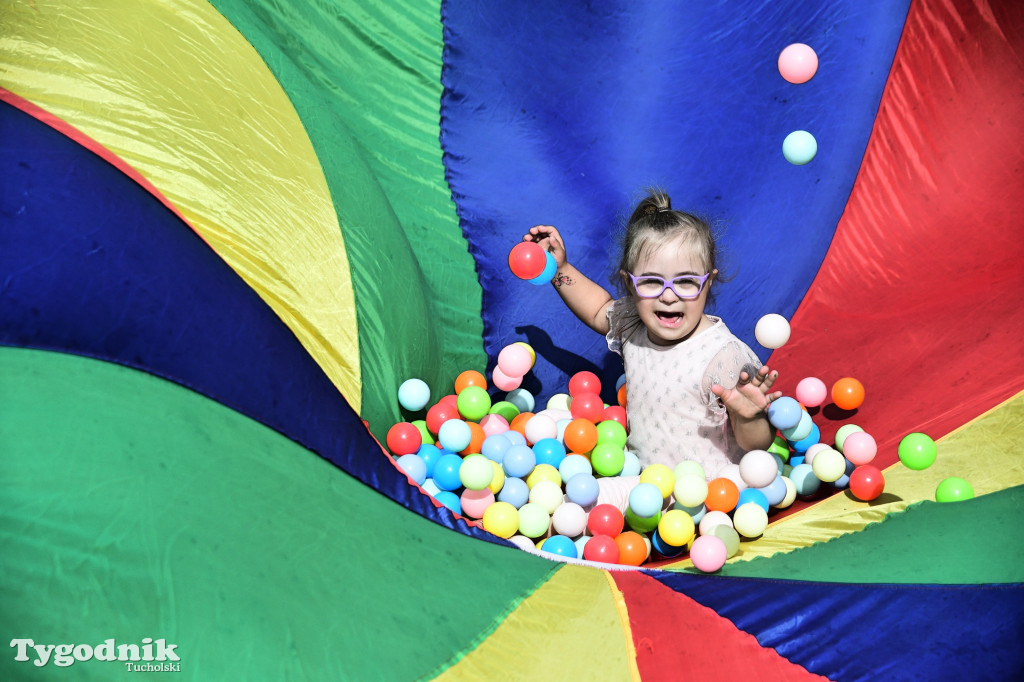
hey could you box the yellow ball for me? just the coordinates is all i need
[488,460,506,494]
[513,341,536,367]
[733,502,769,538]
[546,392,571,411]
[640,463,675,498]
[482,502,519,539]
[657,509,696,547]
[673,473,708,507]
[811,448,846,483]
[526,463,562,489]
[673,459,705,481]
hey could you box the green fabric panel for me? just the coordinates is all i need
[209,0,486,436]
[0,348,554,680]
[693,485,1024,584]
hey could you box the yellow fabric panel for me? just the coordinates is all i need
[432,564,634,681]
[663,389,1024,568]
[0,0,360,410]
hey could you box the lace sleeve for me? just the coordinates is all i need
[605,297,642,355]
[700,339,761,410]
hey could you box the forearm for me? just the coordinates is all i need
[551,262,614,334]
[730,412,774,453]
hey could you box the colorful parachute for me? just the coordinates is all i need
[2,0,1022,679]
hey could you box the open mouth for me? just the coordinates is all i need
[655,311,683,327]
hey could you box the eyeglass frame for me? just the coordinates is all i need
[626,271,712,300]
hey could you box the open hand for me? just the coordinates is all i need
[711,364,782,421]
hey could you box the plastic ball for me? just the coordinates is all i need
[767,435,791,461]
[568,370,602,397]
[832,458,855,490]
[831,377,865,410]
[736,488,770,514]
[673,473,708,508]
[459,421,486,455]
[781,410,813,442]
[565,472,600,507]
[506,388,535,413]
[529,480,564,514]
[777,476,798,508]
[459,454,494,490]
[758,475,788,507]
[628,482,664,518]
[782,130,817,165]
[488,460,506,494]
[497,343,533,378]
[705,478,740,513]
[411,420,434,445]
[512,341,536,366]
[754,313,791,349]
[639,463,675,498]
[587,503,624,537]
[545,393,571,411]
[842,431,878,465]
[733,502,769,538]
[935,477,974,503]
[532,437,567,468]
[398,378,431,412]
[899,432,938,470]
[480,432,512,463]
[615,531,648,566]
[488,400,520,423]
[416,444,444,478]
[437,419,472,453]
[432,453,465,492]
[590,442,625,477]
[508,412,534,439]
[527,250,558,285]
[517,502,551,537]
[811,448,846,483]
[709,524,741,558]
[616,383,628,407]
[507,535,535,552]
[789,463,821,496]
[504,430,527,446]
[559,454,593,482]
[434,490,461,515]
[651,530,688,558]
[596,418,628,447]
[525,463,562,489]
[802,442,830,466]
[849,465,885,501]
[564,418,599,454]
[425,402,458,436]
[739,449,779,488]
[460,488,495,518]
[795,377,828,408]
[454,370,487,394]
[583,534,619,563]
[482,501,519,539]
[698,510,734,536]
[552,502,588,537]
[508,241,547,280]
[479,413,510,439]
[674,460,706,481]
[502,444,537,478]
[767,396,803,431]
[523,414,557,445]
[620,450,642,477]
[569,391,604,422]
[778,43,819,84]
[690,535,728,573]
[497,476,530,508]
[386,422,422,456]
[601,406,628,431]
[657,509,696,547]
[625,508,661,534]
[541,534,577,558]
[491,365,522,392]
[790,423,821,454]
[573,535,591,557]
[395,454,427,485]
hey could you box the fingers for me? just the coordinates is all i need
[525,224,559,243]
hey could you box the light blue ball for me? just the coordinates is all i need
[565,473,600,507]
[503,444,537,478]
[574,535,590,557]
[783,130,818,165]
[433,453,465,492]
[542,534,577,559]
[767,396,802,430]
[737,487,770,513]
[481,433,513,463]
[434,490,462,515]
[533,438,567,468]
[396,454,427,485]
[615,373,627,391]
[628,482,663,518]
[759,475,788,507]
[397,378,431,412]
[528,250,558,285]
[672,501,706,524]
[620,450,642,477]
[506,388,535,414]
[781,410,813,441]
[497,477,530,508]
[438,419,472,452]
[832,458,856,489]
[559,453,592,482]
[504,430,528,446]
[421,478,440,496]
[790,463,821,496]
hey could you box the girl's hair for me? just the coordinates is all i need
[613,188,723,307]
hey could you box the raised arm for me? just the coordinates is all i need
[525,225,615,335]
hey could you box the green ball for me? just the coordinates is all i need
[709,524,741,558]
[517,502,550,538]
[457,386,491,422]
[767,435,790,462]
[412,420,435,446]
[625,508,661,534]
[898,432,937,470]
[935,477,974,503]
[674,460,706,481]
[590,442,625,477]
[596,420,628,448]
[459,454,494,490]
[488,400,520,422]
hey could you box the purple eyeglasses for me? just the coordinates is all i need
[627,272,711,299]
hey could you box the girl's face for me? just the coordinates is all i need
[627,238,715,347]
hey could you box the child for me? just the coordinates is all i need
[524,189,781,493]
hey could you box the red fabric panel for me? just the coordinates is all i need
[612,571,825,681]
[770,0,1024,471]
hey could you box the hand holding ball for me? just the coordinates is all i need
[508,241,547,280]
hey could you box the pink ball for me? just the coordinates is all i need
[491,365,522,392]
[690,535,728,573]
[479,413,510,437]
[842,431,878,465]
[460,488,496,518]
[795,377,828,407]
[778,43,819,84]
[497,344,533,378]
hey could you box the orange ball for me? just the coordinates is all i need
[508,412,535,439]
[455,370,487,394]
[460,421,486,455]
[614,531,648,566]
[832,377,865,411]
[705,478,740,513]
[617,384,628,408]
[563,418,599,454]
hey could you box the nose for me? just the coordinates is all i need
[659,286,680,302]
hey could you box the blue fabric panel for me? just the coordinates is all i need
[441,0,911,402]
[0,101,501,545]
[649,569,1024,680]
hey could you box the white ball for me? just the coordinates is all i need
[524,414,557,444]
[739,450,778,488]
[699,510,734,536]
[754,313,791,349]
[551,502,588,537]
[718,463,748,492]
